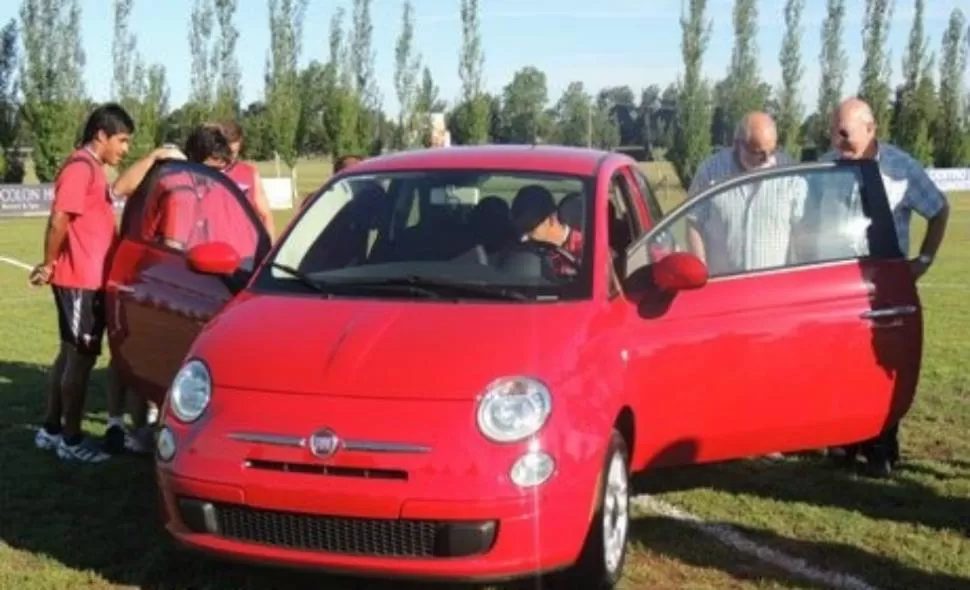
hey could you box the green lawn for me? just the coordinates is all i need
[0,160,967,589]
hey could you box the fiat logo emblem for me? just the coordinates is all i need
[308,428,341,459]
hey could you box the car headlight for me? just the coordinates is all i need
[169,359,212,423]
[476,377,552,443]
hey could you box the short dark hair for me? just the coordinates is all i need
[79,103,135,145]
[511,184,558,235]
[217,120,243,143]
[184,124,232,164]
[334,154,365,173]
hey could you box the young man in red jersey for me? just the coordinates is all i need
[29,103,134,463]
[218,120,275,239]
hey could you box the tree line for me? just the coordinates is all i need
[0,0,967,187]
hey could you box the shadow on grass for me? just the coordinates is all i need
[628,515,970,590]
[634,455,970,537]
[0,360,502,590]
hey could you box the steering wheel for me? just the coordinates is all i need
[518,239,582,274]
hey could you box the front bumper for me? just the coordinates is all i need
[158,472,593,583]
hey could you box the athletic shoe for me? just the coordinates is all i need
[102,424,127,455]
[57,436,111,463]
[124,426,154,455]
[34,427,62,451]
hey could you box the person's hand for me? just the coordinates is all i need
[909,257,931,281]
[28,263,53,287]
[154,145,186,160]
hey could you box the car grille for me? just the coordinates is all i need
[215,503,439,557]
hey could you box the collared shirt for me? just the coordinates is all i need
[820,143,947,255]
[686,147,805,275]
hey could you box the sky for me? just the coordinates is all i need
[0,0,967,118]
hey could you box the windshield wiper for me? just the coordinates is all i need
[330,275,531,301]
[268,262,330,295]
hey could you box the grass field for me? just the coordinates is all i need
[0,157,967,589]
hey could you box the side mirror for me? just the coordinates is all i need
[186,242,241,276]
[652,252,708,292]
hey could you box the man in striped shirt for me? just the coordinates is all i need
[686,112,801,277]
[822,97,950,478]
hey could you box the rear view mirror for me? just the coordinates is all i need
[652,252,708,292]
[186,242,241,276]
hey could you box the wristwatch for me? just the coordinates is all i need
[917,254,934,265]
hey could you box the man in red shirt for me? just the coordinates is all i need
[510,184,584,278]
[29,103,134,463]
[218,120,275,239]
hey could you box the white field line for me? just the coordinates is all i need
[633,495,882,590]
[0,256,32,272]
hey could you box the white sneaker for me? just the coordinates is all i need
[56,436,111,463]
[34,427,62,451]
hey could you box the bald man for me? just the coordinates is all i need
[822,97,950,478]
[686,112,801,276]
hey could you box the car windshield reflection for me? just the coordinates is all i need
[255,170,596,301]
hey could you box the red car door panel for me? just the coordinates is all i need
[107,161,271,405]
[622,159,920,469]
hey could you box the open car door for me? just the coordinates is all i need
[622,159,922,465]
[105,160,273,405]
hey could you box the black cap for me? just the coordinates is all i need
[511,184,557,235]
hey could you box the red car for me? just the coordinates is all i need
[105,146,921,588]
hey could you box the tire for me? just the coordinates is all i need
[569,429,631,589]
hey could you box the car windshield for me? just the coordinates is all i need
[252,169,595,302]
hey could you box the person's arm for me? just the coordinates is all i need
[250,167,276,240]
[112,146,186,199]
[906,161,950,280]
[30,161,90,285]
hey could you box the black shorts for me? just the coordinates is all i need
[52,286,106,356]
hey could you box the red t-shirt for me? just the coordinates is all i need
[50,148,116,290]
[144,171,257,259]
[223,160,257,207]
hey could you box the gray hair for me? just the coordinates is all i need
[734,113,777,143]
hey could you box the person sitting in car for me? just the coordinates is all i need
[510,184,584,277]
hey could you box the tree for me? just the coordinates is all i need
[500,66,548,144]
[321,6,361,158]
[552,82,592,147]
[859,0,895,139]
[457,0,488,144]
[350,0,379,152]
[19,0,87,182]
[721,0,763,145]
[935,9,967,167]
[393,0,421,148]
[911,53,937,165]
[777,0,804,159]
[212,0,241,121]
[670,0,713,187]
[894,0,934,159]
[815,0,847,150]
[265,0,308,167]
[0,19,19,181]
[187,0,215,125]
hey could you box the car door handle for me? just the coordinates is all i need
[860,305,917,320]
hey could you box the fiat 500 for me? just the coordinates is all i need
[105,145,921,588]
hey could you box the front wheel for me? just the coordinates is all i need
[570,429,631,589]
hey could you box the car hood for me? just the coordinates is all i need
[191,293,596,400]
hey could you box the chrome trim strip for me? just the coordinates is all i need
[228,432,430,454]
[228,432,306,448]
[343,441,431,454]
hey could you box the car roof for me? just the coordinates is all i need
[344,145,621,177]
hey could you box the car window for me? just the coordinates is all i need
[261,170,596,302]
[630,164,898,280]
[135,165,262,270]
[608,172,642,255]
[631,167,665,226]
